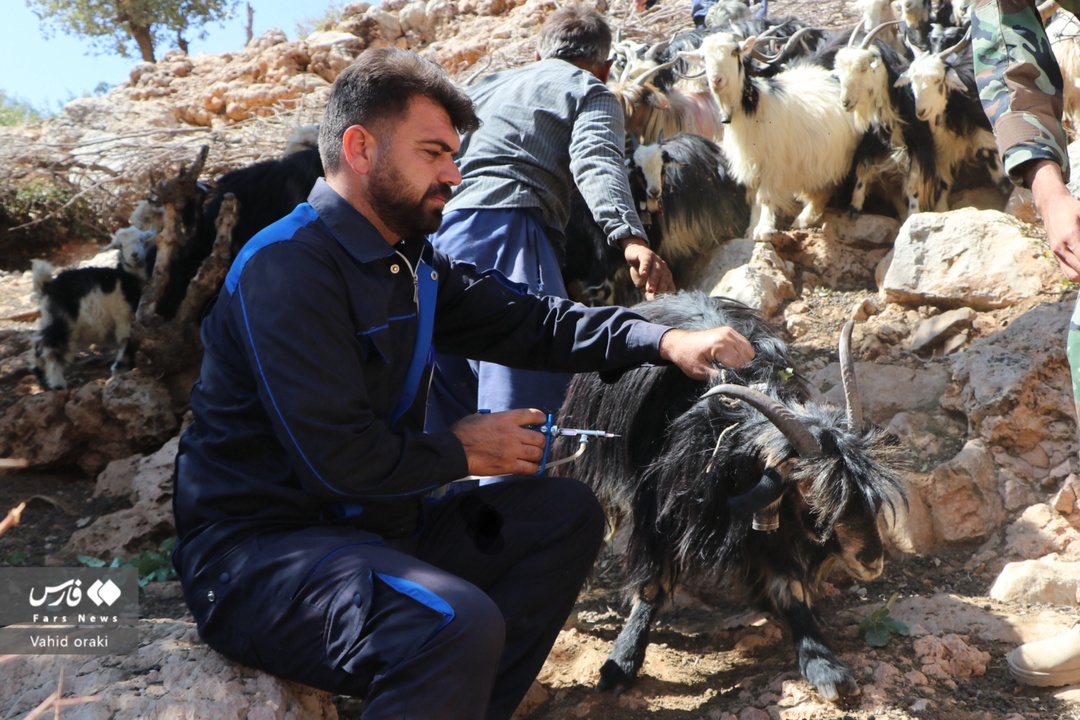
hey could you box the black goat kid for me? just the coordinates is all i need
[556,292,906,701]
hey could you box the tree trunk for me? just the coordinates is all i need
[129,23,156,62]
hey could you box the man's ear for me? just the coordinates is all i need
[342,124,376,175]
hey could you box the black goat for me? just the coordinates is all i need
[156,147,323,320]
[556,292,907,701]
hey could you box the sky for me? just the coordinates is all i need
[0,1,342,112]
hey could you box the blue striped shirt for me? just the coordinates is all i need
[447,58,647,247]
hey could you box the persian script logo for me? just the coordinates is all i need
[29,578,123,608]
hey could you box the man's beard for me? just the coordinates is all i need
[369,154,453,238]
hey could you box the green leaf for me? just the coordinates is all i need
[5,551,30,565]
[863,624,892,647]
[76,555,107,568]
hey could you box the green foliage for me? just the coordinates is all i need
[4,550,31,565]
[0,90,46,126]
[77,536,178,587]
[27,0,240,62]
[295,1,347,39]
[857,592,910,648]
[777,367,795,382]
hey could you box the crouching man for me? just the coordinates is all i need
[171,45,755,720]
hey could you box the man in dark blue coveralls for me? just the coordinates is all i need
[171,46,756,719]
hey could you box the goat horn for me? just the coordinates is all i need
[702,383,822,457]
[644,32,678,60]
[753,25,822,65]
[1038,1,1060,23]
[859,19,903,50]
[936,26,971,60]
[633,56,682,86]
[838,319,863,433]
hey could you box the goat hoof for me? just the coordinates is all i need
[596,659,636,695]
[805,658,860,702]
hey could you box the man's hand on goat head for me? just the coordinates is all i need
[451,408,548,477]
[659,327,756,381]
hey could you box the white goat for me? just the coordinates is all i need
[30,226,156,390]
[681,32,864,240]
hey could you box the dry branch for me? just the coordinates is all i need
[0,501,26,536]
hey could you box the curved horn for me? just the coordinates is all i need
[701,383,821,456]
[643,32,678,61]
[859,19,903,50]
[838,319,863,433]
[936,26,971,60]
[633,56,682,86]
[753,25,822,65]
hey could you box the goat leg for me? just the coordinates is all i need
[597,581,667,695]
[779,594,859,701]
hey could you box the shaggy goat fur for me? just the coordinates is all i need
[557,292,907,701]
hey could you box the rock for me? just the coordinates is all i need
[879,208,1058,309]
[695,240,795,317]
[919,441,1005,544]
[810,361,949,426]
[1002,503,1080,561]
[990,558,1080,606]
[0,620,338,719]
[905,307,977,356]
[63,436,179,559]
[913,633,991,679]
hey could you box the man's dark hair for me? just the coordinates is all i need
[535,4,612,66]
[319,47,479,172]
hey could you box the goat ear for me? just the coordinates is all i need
[738,36,759,57]
[945,68,966,92]
[893,72,911,88]
[677,49,703,62]
[727,468,787,514]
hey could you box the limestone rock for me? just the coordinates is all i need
[879,209,1058,309]
[0,620,338,719]
[990,558,1080,606]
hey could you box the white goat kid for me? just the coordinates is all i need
[683,32,864,241]
[30,227,156,390]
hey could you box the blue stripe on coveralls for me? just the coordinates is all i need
[375,572,455,641]
[333,259,437,519]
[224,203,319,294]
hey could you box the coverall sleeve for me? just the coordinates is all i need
[430,250,669,371]
[972,0,1071,184]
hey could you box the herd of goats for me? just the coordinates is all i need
[22,0,1078,704]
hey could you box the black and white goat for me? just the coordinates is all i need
[30,226,157,390]
[626,132,749,264]
[681,32,866,240]
[834,22,946,214]
[895,34,1011,202]
[557,292,906,701]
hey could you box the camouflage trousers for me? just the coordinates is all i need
[1069,296,1080,443]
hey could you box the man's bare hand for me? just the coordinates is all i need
[450,408,548,477]
[622,238,675,299]
[659,327,756,381]
[1028,159,1080,282]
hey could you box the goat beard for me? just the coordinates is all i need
[368,153,453,238]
